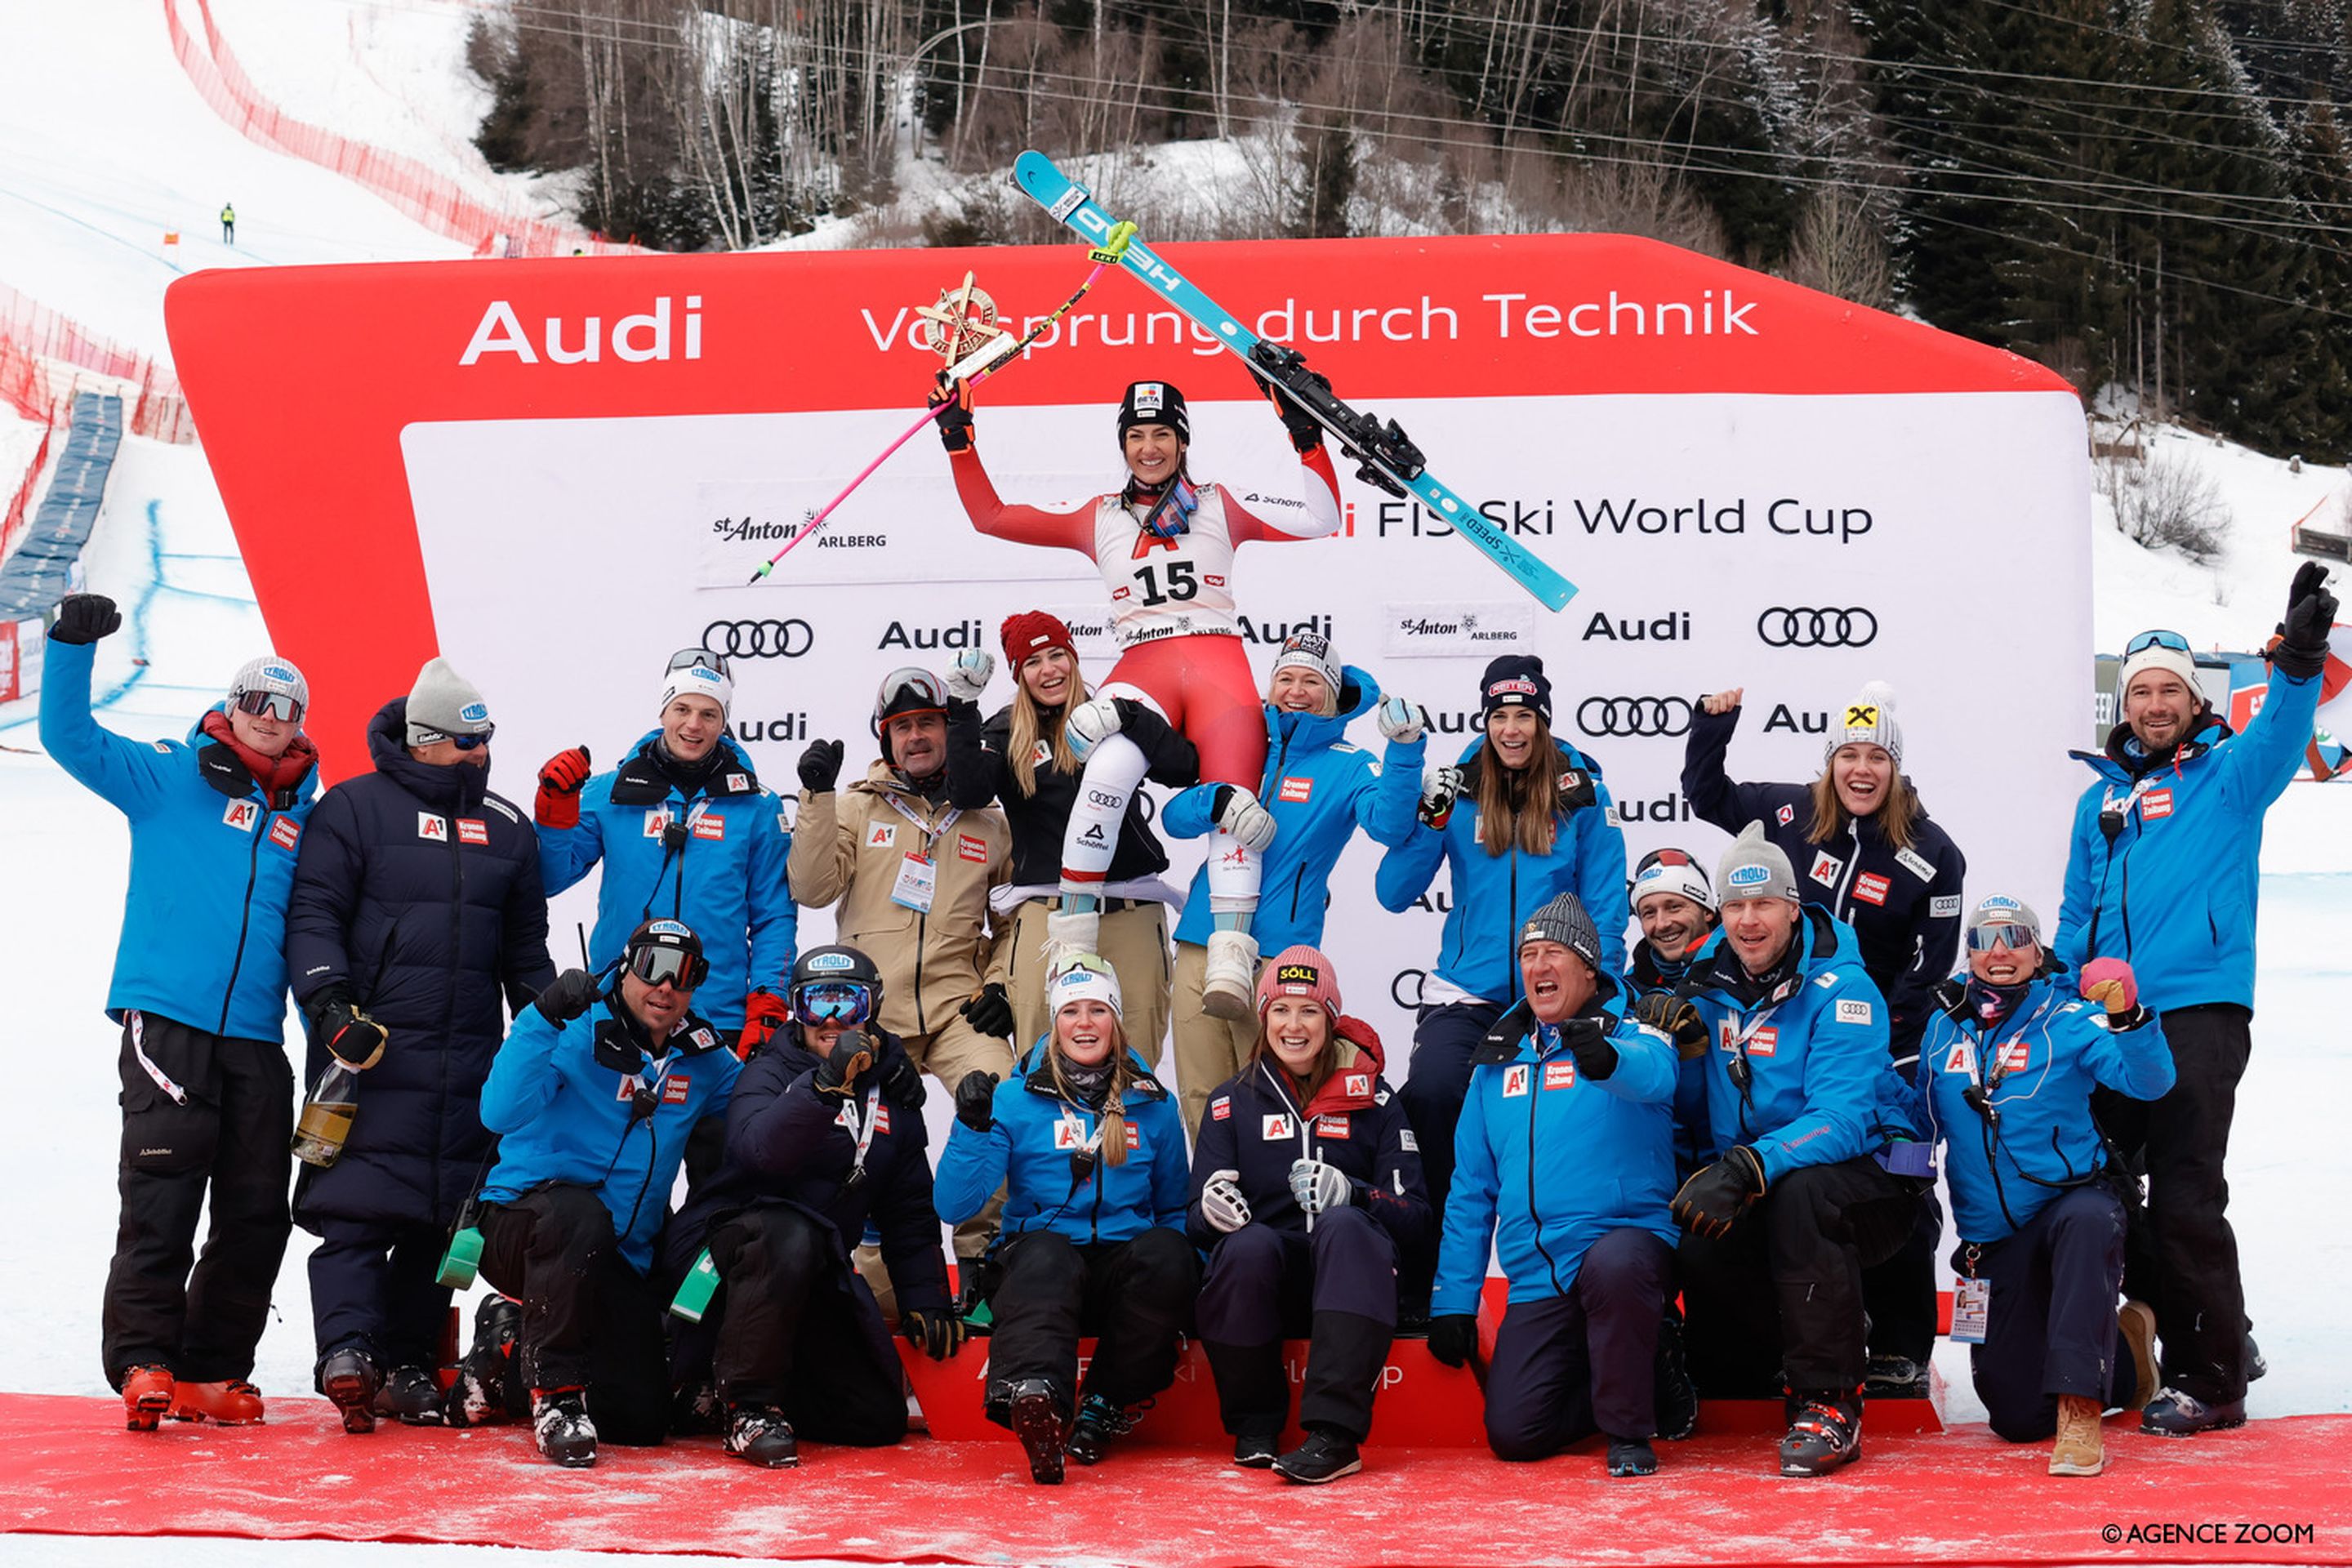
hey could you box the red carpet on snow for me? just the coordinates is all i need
[3,1392,2347,1566]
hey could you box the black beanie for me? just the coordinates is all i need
[1116,381,1189,444]
[1478,655,1552,725]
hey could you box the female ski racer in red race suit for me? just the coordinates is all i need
[938,375,1343,1020]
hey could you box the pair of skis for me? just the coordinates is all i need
[754,152,1577,611]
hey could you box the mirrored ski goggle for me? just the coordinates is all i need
[2123,628,2190,657]
[667,647,732,679]
[791,981,874,1025]
[232,689,305,724]
[412,726,496,751]
[875,667,947,716]
[1967,922,2039,953]
[626,943,708,991]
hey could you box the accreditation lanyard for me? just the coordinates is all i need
[882,794,958,846]
[840,1085,884,1188]
[884,796,958,914]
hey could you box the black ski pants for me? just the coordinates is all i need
[479,1184,668,1445]
[103,1011,292,1388]
[984,1227,1198,1414]
[705,1205,906,1446]
[1484,1227,1671,1460]
[1860,1039,1942,1368]
[1964,1185,2138,1441]
[1397,1000,1503,1301]
[2093,1001,2251,1405]
[1677,1155,1918,1397]
[307,1219,448,1375]
[1196,1207,1396,1443]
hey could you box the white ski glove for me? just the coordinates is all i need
[1214,785,1276,852]
[1375,694,1428,745]
[946,649,995,702]
[1419,763,1464,829]
[1200,1169,1253,1234]
[1065,695,1123,760]
[1289,1158,1353,1215]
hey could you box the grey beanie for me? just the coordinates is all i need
[1517,891,1602,974]
[1825,679,1904,764]
[1717,821,1799,905]
[228,654,309,718]
[1272,630,1342,694]
[406,657,494,747]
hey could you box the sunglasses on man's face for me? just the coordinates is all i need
[233,690,304,724]
[414,727,495,751]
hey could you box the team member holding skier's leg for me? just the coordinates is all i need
[1425,894,1679,1477]
[664,945,960,1468]
[936,374,1343,1015]
[1683,680,1966,1396]
[1908,898,2173,1477]
[1163,633,1423,1133]
[42,595,322,1430]
[1188,947,1428,1483]
[934,958,1195,1485]
[474,920,739,1466]
[1375,656,1629,1315]
[949,611,1196,1064]
[2056,564,2336,1435]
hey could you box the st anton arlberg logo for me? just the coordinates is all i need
[1363,495,1874,544]
[712,515,885,551]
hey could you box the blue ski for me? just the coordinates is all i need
[1013,149,1577,612]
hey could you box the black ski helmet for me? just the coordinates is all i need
[788,943,884,1022]
[873,666,947,765]
[622,917,710,991]
[1116,381,1189,444]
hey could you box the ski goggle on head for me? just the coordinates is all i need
[666,647,732,679]
[2123,628,2190,657]
[791,981,875,1026]
[232,689,305,724]
[1967,923,2040,954]
[626,942,709,991]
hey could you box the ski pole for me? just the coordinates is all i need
[746,224,1138,586]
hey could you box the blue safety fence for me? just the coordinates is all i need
[0,390,122,621]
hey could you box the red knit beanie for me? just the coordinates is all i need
[1000,610,1076,666]
[1256,944,1342,1021]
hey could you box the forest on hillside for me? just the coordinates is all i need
[464,0,2352,462]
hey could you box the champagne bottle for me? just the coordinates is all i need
[292,1059,361,1168]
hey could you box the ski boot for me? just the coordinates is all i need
[1200,929,1260,1021]
[2140,1388,2246,1437]
[1066,1392,1145,1465]
[1006,1379,1068,1486]
[170,1378,264,1425]
[318,1348,382,1435]
[121,1365,175,1432]
[446,1294,523,1428]
[724,1405,799,1468]
[1863,1354,1929,1400]
[532,1388,597,1467]
[375,1365,444,1426]
[1779,1392,1863,1477]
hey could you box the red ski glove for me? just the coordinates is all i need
[535,746,592,829]
[737,987,789,1058]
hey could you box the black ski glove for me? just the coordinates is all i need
[930,374,975,454]
[1672,1146,1767,1240]
[1427,1314,1480,1369]
[1558,1017,1619,1082]
[310,987,390,1070]
[2275,561,2339,678]
[813,1030,873,1095]
[797,738,844,793]
[1252,368,1329,454]
[49,593,121,645]
[959,982,1015,1040]
[954,1069,1000,1133]
[1631,990,1709,1060]
[535,969,602,1027]
[901,1306,967,1361]
[880,1047,927,1108]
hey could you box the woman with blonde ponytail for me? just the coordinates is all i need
[933,956,1196,1485]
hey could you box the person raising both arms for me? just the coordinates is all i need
[933,372,1343,1015]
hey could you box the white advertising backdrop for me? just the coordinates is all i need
[402,386,2090,1062]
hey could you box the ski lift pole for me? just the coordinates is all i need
[747,223,1138,586]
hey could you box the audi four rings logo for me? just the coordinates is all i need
[704,619,813,659]
[1577,697,1693,737]
[1757,608,1878,648]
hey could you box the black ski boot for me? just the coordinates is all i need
[1006,1379,1067,1486]
[375,1365,444,1426]
[1780,1392,1863,1477]
[532,1389,597,1467]
[1272,1428,1362,1484]
[1655,1309,1698,1440]
[724,1405,799,1468]
[1864,1354,1928,1399]
[1066,1392,1143,1465]
[1606,1436,1659,1477]
[318,1348,382,1435]
[445,1295,522,1428]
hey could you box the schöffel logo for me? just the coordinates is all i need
[1276,963,1321,987]
[1757,607,1878,648]
[1577,696,1693,738]
[705,619,814,660]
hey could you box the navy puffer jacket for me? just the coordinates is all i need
[287,698,556,1228]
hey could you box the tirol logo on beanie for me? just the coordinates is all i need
[1717,820,1799,905]
[1116,381,1190,444]
[1478,654,1552,726]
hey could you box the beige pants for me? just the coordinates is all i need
[899,1015,1015,1261]
[1003,898,1173,1069]
[1171,939,1259,1136]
